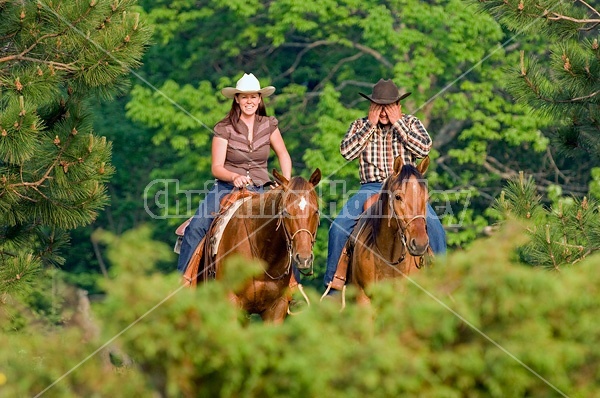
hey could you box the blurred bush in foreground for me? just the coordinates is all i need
[1,223,599,397]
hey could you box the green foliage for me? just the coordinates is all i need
[93,224,175,276]
[492,172,545,221]
[0,327,152,396]
[589,168,600,200]
[6,223,600,396]
[472,0,600,160]
[0,0,151,294]
[493,173,600,268]
[471,0,600,270]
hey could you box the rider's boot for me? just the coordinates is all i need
[330,246,350,291]
[182,235,207,287]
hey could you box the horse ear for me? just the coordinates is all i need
[272,169,289,187]
[417,156,430,175]
[393,156,404,175]
[309,168,321,186]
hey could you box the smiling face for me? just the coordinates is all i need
[235,92,261,117]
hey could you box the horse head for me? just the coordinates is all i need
[388,156,430,256]
[273,168,321,273]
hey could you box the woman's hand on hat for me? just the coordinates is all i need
[385,103,402,124]
[368,103,382,124]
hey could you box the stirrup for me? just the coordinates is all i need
[330,274,346,291]
[287,284,311,316]
[320,283,346,310]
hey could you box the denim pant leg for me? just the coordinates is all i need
[324,183,382,286]
[426,202,447,255]
[177,181,234,272]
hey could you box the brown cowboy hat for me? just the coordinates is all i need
[359,79,411,105]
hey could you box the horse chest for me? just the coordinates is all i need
[238,278,290,310]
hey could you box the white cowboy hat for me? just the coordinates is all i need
[221,73,276,99]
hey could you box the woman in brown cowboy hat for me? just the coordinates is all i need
[177,73,291,273]
[323,78,446,291]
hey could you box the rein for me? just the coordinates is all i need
[276,214,317,277]
[385,197,428,268]
[275,188,319,277]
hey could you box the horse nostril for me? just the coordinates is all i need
[408,238,428,256]
[294,254,314,269]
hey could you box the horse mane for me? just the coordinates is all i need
[359,164,425,247]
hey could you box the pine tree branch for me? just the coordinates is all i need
[544,0,600,30]
[6,186,39,202]
[544,146,569,181]
[567,90,600,102]
[0,32,63,64]
[571,248,593,264]
[12,132,76,189]
[576,0,600,17]
[546,14,600,24]
[519,51,553,101]
[6,56,77,72]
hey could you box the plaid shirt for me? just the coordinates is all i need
[340,115,432,183]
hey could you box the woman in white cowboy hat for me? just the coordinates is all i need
[177,73,292,273]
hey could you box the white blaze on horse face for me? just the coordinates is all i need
[297,196,308,211]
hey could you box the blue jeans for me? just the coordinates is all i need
[323,182,446,286]
[177,180,235,272]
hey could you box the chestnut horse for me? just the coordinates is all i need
[207,168,321,322]
[348,156,430,305]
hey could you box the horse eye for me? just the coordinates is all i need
[395,194,402,201]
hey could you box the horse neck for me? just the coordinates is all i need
[246,189,286,237]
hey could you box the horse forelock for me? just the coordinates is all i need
[396,164,425,191]
[282,177,318,212]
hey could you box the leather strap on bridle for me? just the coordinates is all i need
[387,200,428,267]
[276,214,318,277]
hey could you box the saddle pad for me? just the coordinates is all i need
[210,195,253,257]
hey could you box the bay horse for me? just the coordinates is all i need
[348,156,430,305]
[207,168,321,322]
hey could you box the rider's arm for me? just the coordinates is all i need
[270,128,292,180]
[340,118,376,161]
[393,115,432,158]
[211,137,252,187]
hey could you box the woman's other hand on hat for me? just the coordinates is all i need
[368,103,382,125]
[385,103,402,125]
